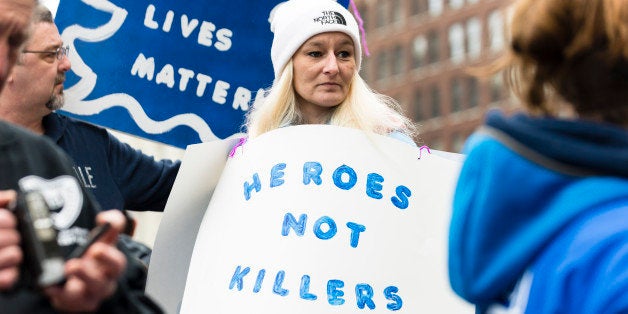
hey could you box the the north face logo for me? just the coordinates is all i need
[313,11,347,26]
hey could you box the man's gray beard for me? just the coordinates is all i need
[46,93,64,111]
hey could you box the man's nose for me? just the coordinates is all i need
[58,53,71,72]
[322,53,339,75]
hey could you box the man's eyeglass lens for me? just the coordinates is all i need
[22,46,69,60]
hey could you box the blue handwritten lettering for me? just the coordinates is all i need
[366,173,384,199]
[391,186,411,210]
[384,286,403,311]
[253,269,265,293]
[270,163,286,188]
[356,284,376,309]
[282,213,307,237]
[283,213,366,248]
[303,162,323,185]
[273,270,289,296]
[242,161,412,209]
[243,173,261,201]
[346,222,366,248]
[332,165,357,190]
[229,265,250,291]
[313,216,337,240]
[228,264,403,311]
[300,275,317,300]
[327,280,345,306]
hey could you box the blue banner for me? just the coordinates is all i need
[55,0,350,148]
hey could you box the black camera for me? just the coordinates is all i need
[10,190,65,288]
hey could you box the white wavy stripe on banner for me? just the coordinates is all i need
[60,0,216,143]
[61,0,126,100]
[65,93,218,142]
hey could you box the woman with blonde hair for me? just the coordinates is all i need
[244,0,416,144]
[448,0,628,312]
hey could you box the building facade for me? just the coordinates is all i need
[355,0,516,152]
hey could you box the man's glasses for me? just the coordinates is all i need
[22,46,69,60]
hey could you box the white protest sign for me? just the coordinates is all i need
[146,134,244,313]
[178,125,472,313]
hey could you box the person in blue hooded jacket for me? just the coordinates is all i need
[448,0,628,313]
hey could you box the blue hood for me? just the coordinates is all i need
[448,110,628,307]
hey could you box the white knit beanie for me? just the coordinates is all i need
[269,0,362,79]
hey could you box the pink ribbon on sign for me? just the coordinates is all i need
[228,137,248,158]
[418,145,431,159]
[349,0,370,56]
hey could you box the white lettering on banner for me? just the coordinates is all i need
[130,53,260,111]
[143,4,233,51]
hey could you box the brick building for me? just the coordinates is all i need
[354,0,517,152]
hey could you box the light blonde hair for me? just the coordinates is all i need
[244,60,416,139]
[495,0,628,125]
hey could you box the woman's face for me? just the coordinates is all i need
[292,32,356,124]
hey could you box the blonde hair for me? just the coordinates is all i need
[245,60,416,139]
[495,0,628,124]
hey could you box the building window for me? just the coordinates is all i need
[377,51,391,81]
[391,0,403,23]
[430,85,441,118]
[376,0,389,28]
[489,10,505,52]
[428,30,440,64]
[452,132,466,153]
[449,0,464,10]
[359,4,370,32]
[430,137,445,151]
[412,35,428,68]
[413,89,424,121]
[490,74,504,102]
[429,0,444,16]
[451,78,463,112]
[392,45,405,75]
[360,55,371,82]
[412,0,429,16]
[466,17,482,59]
[468,77,479,107]
[448,23,465,64]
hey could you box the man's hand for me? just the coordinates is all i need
[44,210,127,312]
[0,190,22,290]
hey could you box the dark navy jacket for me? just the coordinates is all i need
[43,112,180,212]
[0,120,163,313]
